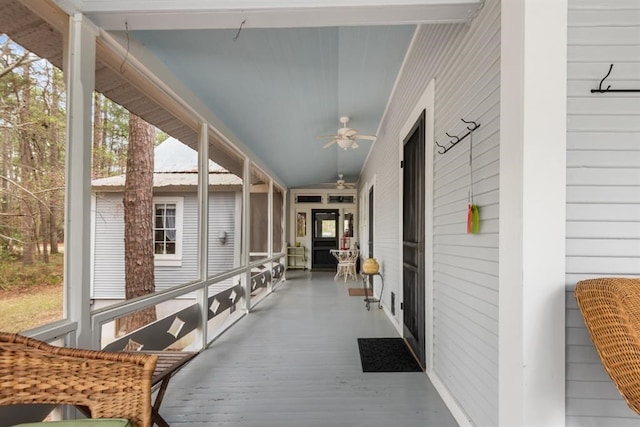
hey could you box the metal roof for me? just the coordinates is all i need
[92,137,242,190]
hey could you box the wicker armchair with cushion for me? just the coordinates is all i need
[0,332,158,427]
[574,277,640,415]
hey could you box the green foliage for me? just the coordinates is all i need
[155,130,169,146]
[0,34,165,270]
[0,36,66,263]
[0,252,63,291]
[92,92,130,178]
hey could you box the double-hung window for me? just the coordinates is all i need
[154,197,183,266]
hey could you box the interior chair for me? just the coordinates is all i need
[574,277,640,415]
[334,249,359,282]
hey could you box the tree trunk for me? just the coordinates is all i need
[101,103,109,174]
[49,68,61,255]
[40,205,49,263]
[92,92,102,178]
[49,210,58,254]
[0,129,9,254]
[122,113,156,333]
[19,63,35,265]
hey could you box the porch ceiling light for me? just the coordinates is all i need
[337,138,353,150]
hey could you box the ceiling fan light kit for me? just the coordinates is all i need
[335,174,355,190]
[337,139,354,150]
[320,116,376,150]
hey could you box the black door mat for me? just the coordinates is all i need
[357,337,423,372]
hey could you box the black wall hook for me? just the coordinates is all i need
[446,132,460,143]
[591,64,640,93]
[436,119,481,155]
[461,118,480,131]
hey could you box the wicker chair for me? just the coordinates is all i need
[0,332,158,427]
[574,277,640,415]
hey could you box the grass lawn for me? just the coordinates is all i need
[0,253,64,333]
[0,284,63,333]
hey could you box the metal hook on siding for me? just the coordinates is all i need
[591,64,640,93]
[461,118,479,131]
[436,119,481,155]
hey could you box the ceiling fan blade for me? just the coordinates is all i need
[356,134,377,141]
[323,139,337,149]
[343,128,358,138]
[318,134,338,140]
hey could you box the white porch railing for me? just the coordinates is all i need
[21,254,286,351]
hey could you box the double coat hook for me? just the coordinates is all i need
[436,118,481,155]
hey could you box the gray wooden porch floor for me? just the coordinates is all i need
[160,271,459,427]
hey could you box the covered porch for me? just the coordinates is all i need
[160,271,457,427]
[2,0,639,426]
[1,0,561,425]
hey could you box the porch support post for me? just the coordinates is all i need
[267,179,273,291]
[499,0,567,425]
[268,179,273,259]
[195,122,209,349]
[64,12,97,349]
[242,157,251,311]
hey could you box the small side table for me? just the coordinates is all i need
[360,272,384,311]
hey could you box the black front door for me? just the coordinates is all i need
[403,110,426,369]
[311,209,339,270]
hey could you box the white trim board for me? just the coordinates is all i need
[428,371,473,427]
[398,78,435,371]
[499,0,567,424]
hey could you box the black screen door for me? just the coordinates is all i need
[368,187,375,257]
[403,110,426,369]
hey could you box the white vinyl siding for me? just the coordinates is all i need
[208,192,237,275]
[565,0,640,425]
[92,191,237,299]
[92,193,126,299]
[359,0,500,425]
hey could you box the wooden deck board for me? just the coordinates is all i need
[160,271,458,427]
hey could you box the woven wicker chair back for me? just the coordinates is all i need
[575,277,640,415]
[0,332,157,427]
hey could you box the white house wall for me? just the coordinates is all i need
[359,0,500,425]
[208,192,237,275]
[565,0,640,424]
[92,191,237,298]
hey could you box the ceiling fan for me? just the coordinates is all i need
[320,116,377,150]
[335,174,356,190]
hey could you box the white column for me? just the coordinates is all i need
[195,122,209,348]
[64,13,97,349]
[268,180,274,258]
[242,158,251,311]
[499,0,567,425]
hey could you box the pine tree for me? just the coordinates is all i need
[122,112,156,332]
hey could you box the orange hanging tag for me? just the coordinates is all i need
[467,204,473,234]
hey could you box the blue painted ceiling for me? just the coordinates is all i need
[131,25,415,188]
